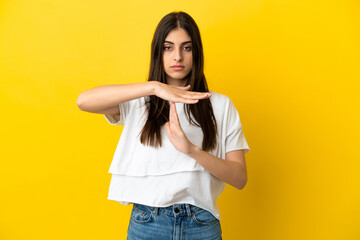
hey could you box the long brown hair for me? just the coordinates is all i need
[140,11,217,151]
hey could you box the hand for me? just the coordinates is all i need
[164,102,196,154]
[153,81,211,104]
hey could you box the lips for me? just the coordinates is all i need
[171,65,185,70]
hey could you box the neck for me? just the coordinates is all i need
[166,77,189,87]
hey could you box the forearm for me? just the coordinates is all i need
[188,146,247,189]
[76,81,156,112]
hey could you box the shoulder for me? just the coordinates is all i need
[120,97,147,115]
[208,90,232,106]
[128,96,147,107]
[208,90,239,120]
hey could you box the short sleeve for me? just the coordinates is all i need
[224,99,250,154]
[104,101,131,126]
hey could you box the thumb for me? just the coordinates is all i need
[181,84,191,90]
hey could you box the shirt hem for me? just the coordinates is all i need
[107,197,222,221]
[107,168,208,176]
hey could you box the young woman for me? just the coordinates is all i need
[77,11,250,240]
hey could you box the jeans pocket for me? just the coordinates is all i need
[192,209,219,226]
[130,204,153,224]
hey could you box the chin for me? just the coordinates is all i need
[168,74,188,80]
[175,72,191,78]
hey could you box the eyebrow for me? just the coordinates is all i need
[164,41,192,45]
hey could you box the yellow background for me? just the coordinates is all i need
[1,0,359,239]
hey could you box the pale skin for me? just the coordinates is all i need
[164,101,247,190]
[77,28,247,190]
[163,28,247,190]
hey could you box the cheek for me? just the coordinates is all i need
[162,56,167,68]
[187,57,193,69]
[187,54,193,65]
[163,54,170,64]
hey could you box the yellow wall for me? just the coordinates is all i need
[1,0,359,239]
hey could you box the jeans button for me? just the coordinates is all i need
[174,208,179,213]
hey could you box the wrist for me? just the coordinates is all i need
[148,81,159,96]
[188,144,201,157]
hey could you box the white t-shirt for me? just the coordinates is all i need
[104,90,250,220]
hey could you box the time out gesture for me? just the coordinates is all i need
[156,82,211,154]
[164,101,196,155]
[153,81,211,104]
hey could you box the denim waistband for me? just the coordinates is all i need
[133,203,205,219]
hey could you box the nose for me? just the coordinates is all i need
[174,48,182,61]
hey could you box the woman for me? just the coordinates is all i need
[77,11,250,240]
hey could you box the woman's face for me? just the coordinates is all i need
[162,28,193,86]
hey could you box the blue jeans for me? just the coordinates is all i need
[127,203,222,240]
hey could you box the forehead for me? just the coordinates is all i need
[164,28,191,43]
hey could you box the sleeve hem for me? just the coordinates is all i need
[225,147,250,154]
[104,113,122,125]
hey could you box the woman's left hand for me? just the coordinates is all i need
[164,102,195,155]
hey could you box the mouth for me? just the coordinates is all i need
[171,66,185,70]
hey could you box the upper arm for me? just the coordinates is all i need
[103,100,132,126]
[99,104,120,115]
[101,105,121,124]
[224,99,250,154]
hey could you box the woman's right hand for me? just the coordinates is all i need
[153,81,211,104]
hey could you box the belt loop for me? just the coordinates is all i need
[185,204,192,218]
[152,206,159,216]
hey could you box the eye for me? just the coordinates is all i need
[163,46,171,50]
[184,46,192,51]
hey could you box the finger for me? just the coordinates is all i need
[178,84,190,89]
[170,102,180,127]
[182,91,211,99]
[181,84,191,90]
[172,98,199,104]
[169,102,175,123]
[172,102,179,123]
[169,102,176,126]
[187,99,199,104]
[164,122,170,135]
[177,93,211,102]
